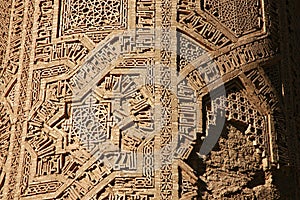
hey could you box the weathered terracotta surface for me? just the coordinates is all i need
[0,0,299,199]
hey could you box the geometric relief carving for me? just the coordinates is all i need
[38,55,161,199]
[86,32,111,44]
[245,68,290,165]
[35,0,54,65]
[262,64,282,102]
[69,95,111,150]
[92,179,155,200]
[0,0,297,198]
[6,82,16,107]
[24,181,63,196]
[4,0,35,197]
[177,35,205,71]
[34,40,90,65]
[64,71,155,171]
[136,0,155,53]
[177,6,232,49]
[0,102,11,171]
[0,174,5,199]
[0,0,24,88]
[245,67,279,110]
[32,64,70,106]
[203,0,264,36]
[214,37,277,75]
[36,154,63,176]
[205,86,268,167]
[178,160,198,199]
[61,0,127,35]
[0,0,12,65]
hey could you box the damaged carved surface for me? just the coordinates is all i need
[0,0,298,199]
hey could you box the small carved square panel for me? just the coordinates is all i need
[203,0,264,36]
[61,0,127,35]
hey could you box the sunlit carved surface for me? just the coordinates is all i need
[61,0,127,35]
[0,0,298,199]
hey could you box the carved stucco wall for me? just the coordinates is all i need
[0,0,299,199]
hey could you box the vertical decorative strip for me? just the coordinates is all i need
[3,0,35,199]
[158,0,177,198]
